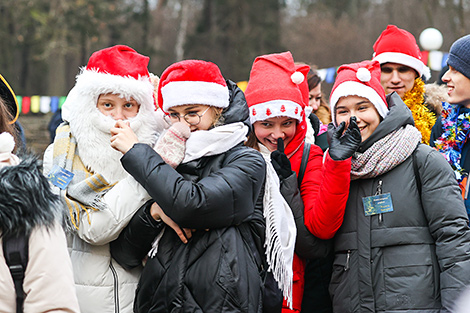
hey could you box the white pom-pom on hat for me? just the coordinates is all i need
[356,67,371,82]
[291,71,304,84]
[0,132,15,153]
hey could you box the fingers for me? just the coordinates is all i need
[149,202,162,220]
[109,125,139,154]
[277,138,285,153]
[182,228,193,240]
[349,116,356,126]
[110,120,130,135]
[346,116,362,141]
[154,203,191,244]
[114,120,130,129]
[346,116,359,133]
[172,224,189,244]
[335,121,346,138]
[161,214,188,244]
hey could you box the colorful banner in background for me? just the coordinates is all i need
[16,52,449,115]
[16,95,66,115]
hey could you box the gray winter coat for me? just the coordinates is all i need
[330,93,470,313]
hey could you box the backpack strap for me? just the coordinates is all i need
[412,143,424,210]
[3,232,29,313]
[297,143,311,186]
[412,150,421,193]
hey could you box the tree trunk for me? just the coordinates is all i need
[174,0,191,61]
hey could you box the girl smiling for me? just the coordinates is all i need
[244,51,361,312]
[329,60,470,312]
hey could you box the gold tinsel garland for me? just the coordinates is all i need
[402,78,436,145]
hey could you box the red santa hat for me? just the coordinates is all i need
[245,51,307,125]
[158,60,229,113]
[372,25,431,80]
[62,45,156,122]
[330,60,389,125]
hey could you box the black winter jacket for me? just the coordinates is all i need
[330,93,470,313]
[111,81,267,313]
[279,170,331,259]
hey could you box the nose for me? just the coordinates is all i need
[112,107,125,121]
[179,117,192,127]
[310,99,320,111]
[272,126,285,140]
[442,69,451,83]
[351,114,361,124]
[390,70,401,83]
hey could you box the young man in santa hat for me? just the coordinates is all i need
[431,34,470,222]
[43,45,164,313]
[329,59,470,312]
[372,24,445,144]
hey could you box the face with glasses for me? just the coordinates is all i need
[166,104,221,131]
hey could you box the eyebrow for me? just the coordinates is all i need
[336,100,371,110]
[98,96,115,101]
[169,105,202,113]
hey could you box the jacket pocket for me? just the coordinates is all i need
[383,244,440,310]
[216,249,242,308]
[329,250,354,313]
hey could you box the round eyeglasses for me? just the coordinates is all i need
[166,107,210,126]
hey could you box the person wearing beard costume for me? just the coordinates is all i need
[43,45,165,313]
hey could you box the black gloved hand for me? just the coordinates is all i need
[308,113,320,137]
[271,138,293,181]
[327,116,361,161]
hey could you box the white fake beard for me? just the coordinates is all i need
[70,108,161,184]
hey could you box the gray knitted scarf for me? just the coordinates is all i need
[351,125,422,180]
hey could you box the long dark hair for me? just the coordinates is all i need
[307,68,331,125]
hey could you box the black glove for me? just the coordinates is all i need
[308,113,320,137]
[327,116,361,161]
[271,138,293,181]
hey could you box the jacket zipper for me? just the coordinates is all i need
[344,250,351,271]
[109,260,120,313]
[376,180,384,224]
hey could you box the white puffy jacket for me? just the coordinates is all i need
[44,145,151,313]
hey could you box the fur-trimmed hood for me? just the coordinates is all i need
[0,155,63,237]
[424,83,448,116]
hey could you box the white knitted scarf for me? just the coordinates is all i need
[259,144,296,308]
[148,122,295,307]
[149,122,249,249]
[183,122,249,163]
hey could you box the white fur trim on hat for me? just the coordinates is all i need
[330,81,389,125]
[249,100,303,125]
[62,68,155,122]
[161,81,229,112]
[373,51,431,80]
